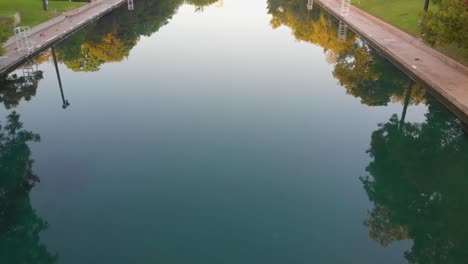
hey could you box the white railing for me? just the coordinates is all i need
[14,26,34,54]
[128,0,134,10]
[341,0,351,16]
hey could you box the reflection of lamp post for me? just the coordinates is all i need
[51,47,70,109]
[399,80,414,128]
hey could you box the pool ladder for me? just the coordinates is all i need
[338,21,348,41]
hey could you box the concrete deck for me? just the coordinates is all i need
[316,0,468,124]
[0,0,125,76]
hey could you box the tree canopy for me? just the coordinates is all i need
[420,0,468,51]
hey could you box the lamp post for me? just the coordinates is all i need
[42,0,48,11]
[423,0,430,12]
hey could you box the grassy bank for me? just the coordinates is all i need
[353,0,424,35]
[353,0,467,65]
[0,0,85,27]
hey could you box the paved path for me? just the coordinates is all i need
[316,0,468,124]
[0,0,125,76]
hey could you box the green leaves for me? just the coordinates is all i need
[420,0,468,49]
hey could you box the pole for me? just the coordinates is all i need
[423,0,430,12]
[399,80,414,128]
[43,0,48,11]
[51,47,70,109]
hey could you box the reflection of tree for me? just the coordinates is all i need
[30,0,230,72]
[59,30,138,72]
[185,0,218,11]
[55,0,186,72]
[0,71,43,109]
[333,41,425,106]
[361,97,468,263]
[268,0,355,62]
[267,0,426,107]
[0,112,56,263]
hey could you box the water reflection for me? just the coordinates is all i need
[0,112,55,263]
[0,0,219,109]
[269,0,468,261]
[51,0,217,72]
[267,0,426,107]
[0,62,43,109]
[0,1,467,262]
[361,95,468,263]
[51,47,70,109]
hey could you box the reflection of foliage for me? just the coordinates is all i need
[267,0,426,107]
[56,0,185,72]
[0,112,56,264]
[60,30,138,72]
[185,0,218,11]
[267,0,355,62]
[333,41,425,106]
[361,97,468,263]
[0,71,43,109]
[42,0,221,72]
[33,50,53,65]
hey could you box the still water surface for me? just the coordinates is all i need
[1,0,468,263]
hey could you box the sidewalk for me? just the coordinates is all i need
[0,0,125,76]
[316,0,468,124]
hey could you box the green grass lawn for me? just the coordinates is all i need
[353,0,425,35]
[0,0,85,27]
[353,0,467,65]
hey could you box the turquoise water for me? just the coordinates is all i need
[1,0,468,263]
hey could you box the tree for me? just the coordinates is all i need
[420,0,468,50]
[0,112,57,263]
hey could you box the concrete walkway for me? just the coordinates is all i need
[316,0,468,124]
[0,0,125,76]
